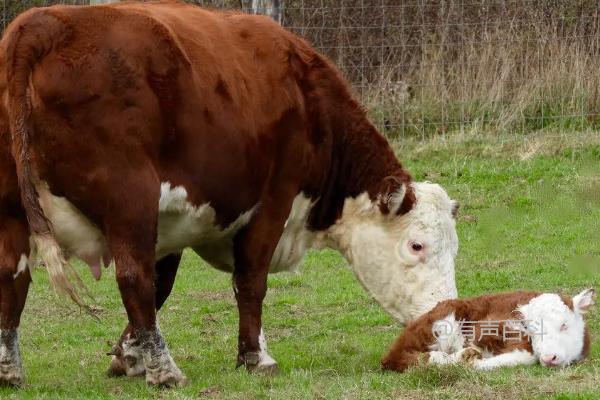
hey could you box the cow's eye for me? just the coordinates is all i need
[410,242,424,252]
[560,323,568,332]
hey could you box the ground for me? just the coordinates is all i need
[1,131,598,399]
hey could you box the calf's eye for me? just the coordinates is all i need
[560,323,568,332]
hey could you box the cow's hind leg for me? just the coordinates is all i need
[0,218,31,386]
[106,175,185,387]
[108,253,182,378]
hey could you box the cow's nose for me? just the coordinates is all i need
[541,354,559,366]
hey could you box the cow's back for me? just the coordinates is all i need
[4,1,315,227]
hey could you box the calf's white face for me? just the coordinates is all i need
[326,182,459,324]
[518,289,594,367]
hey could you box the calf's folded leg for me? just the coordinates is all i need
[473,349,537,370]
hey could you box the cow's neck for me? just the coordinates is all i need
[306,97,411,232]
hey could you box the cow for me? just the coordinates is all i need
[381,289,595,372]
[0,1,460,387]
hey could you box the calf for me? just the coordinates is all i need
[382,289,594,372]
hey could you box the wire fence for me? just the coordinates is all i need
[3,0,600,138]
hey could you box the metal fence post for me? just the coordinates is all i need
[251,0,282,25]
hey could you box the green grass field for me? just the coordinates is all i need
[1,131,599,399]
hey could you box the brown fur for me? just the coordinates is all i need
[382,292,544,372]
[0,1,415,374]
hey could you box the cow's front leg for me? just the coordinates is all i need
[233,256,277,374]
[0,219,30,387]
[233,190,297,374]
[108,253,181,378]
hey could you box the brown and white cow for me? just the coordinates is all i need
[381,289,594,372]
[0,1,459,387]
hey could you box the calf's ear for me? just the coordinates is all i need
[573,288,595,314]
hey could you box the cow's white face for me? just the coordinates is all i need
[517,290,594,367]
[324,182,459,324]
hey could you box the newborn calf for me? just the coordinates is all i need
[382,289,594,371]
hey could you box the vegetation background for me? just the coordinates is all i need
[1,1,599,399]
[4,0,600,136]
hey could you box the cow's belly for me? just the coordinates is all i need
[37,182,314,278]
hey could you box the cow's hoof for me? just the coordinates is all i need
[107,355,146,377]
[107,356,127,377]
[248,361,279,376]
[243,351,279,376]
[123,354,146,377]
[106,346,145,377]
[146,367,187,388]
[0,368,23,387]
[460,347,483,363]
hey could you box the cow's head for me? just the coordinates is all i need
[323,181,459,324]
[517,289,594,367]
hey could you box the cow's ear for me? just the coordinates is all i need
[573,289,595,314]
[379,177,414,216]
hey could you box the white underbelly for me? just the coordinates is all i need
[155,183,255,271]
[37,182,315,277]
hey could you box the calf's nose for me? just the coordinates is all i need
[540,354,559,366]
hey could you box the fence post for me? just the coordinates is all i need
[251,0,282,25]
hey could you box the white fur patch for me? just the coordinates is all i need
[257,328,277,368]
[13,254,29,279]
[157,182,255,268]
[121,334,145,377]
[269,194,315,273]
[473,349,537,370]
[428,350,454,365]
[38,183,108,280]
[429,313,465,354]
[142,327,186,387]
[0,329,22,386]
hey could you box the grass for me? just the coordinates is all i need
[1,130,599,399]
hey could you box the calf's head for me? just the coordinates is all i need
[325,181,459,324]
[518,289,595,367]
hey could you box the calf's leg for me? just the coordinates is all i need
[473,349,537,370]
[428,347,482,365]
[0,218,30,386]
[107,253,181,377]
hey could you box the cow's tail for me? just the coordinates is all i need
[6,11,89,308]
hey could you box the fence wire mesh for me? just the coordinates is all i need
[3,0,600,138]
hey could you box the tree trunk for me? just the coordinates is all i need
[251,0,282,25]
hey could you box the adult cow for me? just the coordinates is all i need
[0,1,459,387]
